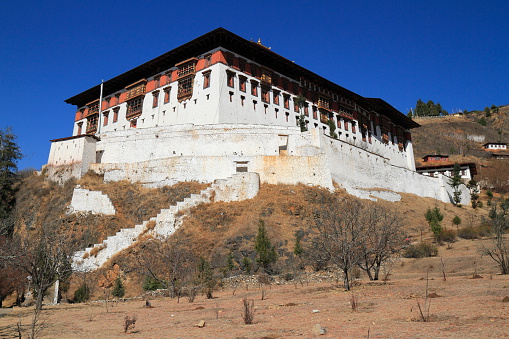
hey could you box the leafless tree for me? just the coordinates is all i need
[480,200,509,274]
[131,232,196,299]
[357,202,404,280]
[314,196,404,289]
[314,197,364,291]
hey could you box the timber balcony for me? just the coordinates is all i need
[317,98,331,112]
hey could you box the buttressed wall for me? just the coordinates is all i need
[47,123,469,204]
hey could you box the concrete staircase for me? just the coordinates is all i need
[72,173,259,272]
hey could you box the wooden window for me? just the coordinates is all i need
[205,54,212,67]
[239,76,247,92]
[251,80,258,96]
[86,114,98,134]
[177,76,194,101]
[113,107,119,122]
[226,71,235,87]
[152,91,159,108]
[352,122,356,133]
[77,122,83,135]
[294,98,299,113]
[163,87,171,103]
[273,90,280,105]
[165,71,172,85]
[261,89,269,103]
[283,94,290,109]
[312,107,317,120]
[344,120,349,131]
[126,97,143,119]
[203,70,211,88]
[103,111,109,126]
[154,76,160,89]
[304,104,309,117]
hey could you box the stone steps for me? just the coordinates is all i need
[72,173,260,272]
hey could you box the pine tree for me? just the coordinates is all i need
[255,220,277,272]
[112,277,125,298]
[448,163,463,205]
[0,127,23,235]
[425,206,444,237]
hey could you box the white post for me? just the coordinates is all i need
[97,80,104,134]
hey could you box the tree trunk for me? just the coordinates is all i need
[373,262,382,280]
[35,290,43,311]
[343,269,350,291]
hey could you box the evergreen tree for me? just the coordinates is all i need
[452,215,462,229]
[0,127,23,235]
[478,117,487,126]
[415,99,426,117]
[425,206,444,238]
[255,220,277,272]
[448,163,463,205]
[295,95,307,132]
[112,276,125,298]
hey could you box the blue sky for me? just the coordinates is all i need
[1,0,508,170]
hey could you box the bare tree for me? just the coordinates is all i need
[314,196,404,289]
[2,222,80,311]
[357,202,404,280]
[314,197,364,290]
[480,199,509,274]
[132,232,196,299]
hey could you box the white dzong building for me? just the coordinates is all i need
[46,28,468,203]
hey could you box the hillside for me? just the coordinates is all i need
[412,113,507,166]
[2,175,508,338]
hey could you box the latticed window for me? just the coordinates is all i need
[178,77,194,100]
[178,63,196,77]
[86,114,98,134]
[126,97,143,119]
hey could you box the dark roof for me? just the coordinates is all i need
[65,27,418,129]
[421,154,449,160]
[416,162,477,176]
[360,98,420,129]
[483,142,507,146]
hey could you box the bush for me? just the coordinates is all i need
[142,276,166,291]
[436,229,456,244]
[402,242,438,258]
[457,224,492,239]
[112,277,125,298]
[73,283,90,303]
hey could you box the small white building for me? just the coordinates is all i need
[483,142,507,151]
[416,162,477,181]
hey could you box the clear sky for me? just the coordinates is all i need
[1,0,508,170]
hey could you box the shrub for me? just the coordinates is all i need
[241,298,255,324]
[112,277,125,298]
[436,229,456,244]
[458,224,492,239]
[73,283,90,303]
[403,242,438,258]
[142,276,166,291]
